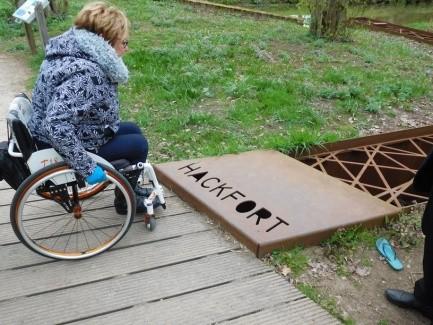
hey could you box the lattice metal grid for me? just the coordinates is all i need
[300,135,433,208]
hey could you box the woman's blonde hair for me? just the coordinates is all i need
[74,1,129,45]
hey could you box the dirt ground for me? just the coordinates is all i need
[285,97,433,324]
[0,53,30,140]
[359,98,433,137]
[297,238,429,325]
[2,51,432,324]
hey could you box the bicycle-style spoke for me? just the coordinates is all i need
[78,218,91,252]
[42,217,75,250]
[22,215,70,238]
[80,187,114,210]
[63,219,78,252]
[80,217,104,247]
[22,198,67,216]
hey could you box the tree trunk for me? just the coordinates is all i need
[309,0,348,40]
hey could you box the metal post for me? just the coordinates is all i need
[17,0,37,54]
[35,1,49,52]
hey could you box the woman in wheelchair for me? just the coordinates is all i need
[29,2,152,214]
[5,2,165,260]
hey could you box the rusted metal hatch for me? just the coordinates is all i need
[297,126,433,208]
[155,150,399,257]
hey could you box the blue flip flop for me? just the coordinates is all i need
[376,238,403,271]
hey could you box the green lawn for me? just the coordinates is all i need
[1,0,433,162]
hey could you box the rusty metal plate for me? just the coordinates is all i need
[155,150,399,257]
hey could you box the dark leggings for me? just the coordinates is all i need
[35,121,148,165]
[97,122,148,164]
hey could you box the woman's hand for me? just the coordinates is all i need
[86,165,107,185]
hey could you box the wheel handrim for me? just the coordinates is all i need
[14,167,134,259]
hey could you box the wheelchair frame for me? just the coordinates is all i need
[6,94,166,260]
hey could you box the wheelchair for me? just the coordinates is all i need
[6,94,166,260]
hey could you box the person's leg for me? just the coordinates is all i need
[414,235,433,304]
[98,132,150,214]
[385,190,433,320]
[415,187,433,304]
[98,133,148,164]
[424,235,433,301]
[115,121,143,136]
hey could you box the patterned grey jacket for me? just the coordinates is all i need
[29,28,129,177]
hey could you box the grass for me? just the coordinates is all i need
[1,0,433,162]
[297,282,355,325]
[322,225,377,275]
[383,209,424,248]
[319,209,423,275]
[377,320,390,325]
[270,246,309,277]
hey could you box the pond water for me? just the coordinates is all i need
[358,4,433,25]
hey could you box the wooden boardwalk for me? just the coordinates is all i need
[0,181,338,324]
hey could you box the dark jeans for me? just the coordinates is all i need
[97,122,148,164]
[35,121,148,165]
[412,151,433,305]
[414,192,433,304]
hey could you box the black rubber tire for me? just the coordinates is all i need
[10,162,136,260]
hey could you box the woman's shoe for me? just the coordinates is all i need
[114,189,160,215]
[114,194,146,215]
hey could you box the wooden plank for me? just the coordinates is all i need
[34,2,49,51]
[0,193,191,230]
[0,204,194,246]
[71,272,307,325]
[221,298,340,325]
[0,229,237,302]
[0,182,176,202]
[0,251,269,324]
[0,181,11,190]
[0,211,214,271]
[0,185,179,224]
[0,188,14,206]
[24,22,37,54]
[180,0,301,24]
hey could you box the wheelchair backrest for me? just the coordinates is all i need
[6,93,35,161]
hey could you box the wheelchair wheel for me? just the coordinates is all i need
[10,162,136,260]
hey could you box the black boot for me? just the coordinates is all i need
[385,289,433,320]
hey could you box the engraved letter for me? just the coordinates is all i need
[222,190,245,201]
[201,177,221,188]
[235,200,256,213]
[188,171,208,182]
[246,208,272,225]
[209,183,233,198]
[178,163,201,174]
[266,217,289,232]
